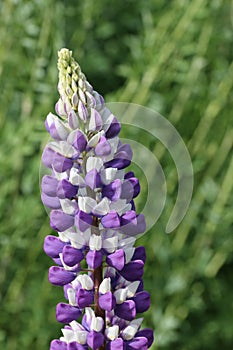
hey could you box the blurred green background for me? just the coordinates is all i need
[0,0,232,349]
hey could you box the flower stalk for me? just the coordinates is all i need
[41,48,154,350]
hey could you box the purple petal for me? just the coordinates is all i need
[115,300,136,321]
[76,289,94,308]
[50,340,68,350]
[132,291,150,313]
[41,192,61,209]
[124,171,135,179]
[106,338,126,350]
[85,169,101,190]
[95,136,111,156]
[86,250,103,269]
[126,337,148,350]
[48,266,76,286]
[132,246,146,263]
[78,100,88,122]
[105,144,132,169]
[42,146,73,172]
[89,108,103,131]
[45,114,68,141]
[68,342,88,350]
[121,180,134,200]
[69,130,87,152]
[68,110,79,129]
[99,291,116,311]
[120,214,146,236]
[62,245,84,266]
[87,330,104,350]
[43,235,66,258]
[105,116,121,139]
[57,179,78,199]
[56,302,82,323]
[41,175,59,196]
[106,249,125,271]
[136,329,154,348]
[102,179,122,201]
[50,210,74,232]
[120,260,144,281]
[75,210,93,232]
[121,210,137,226]
[101,211,120,228]
[104,158,131,170]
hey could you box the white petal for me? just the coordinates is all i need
[91,317,104,332]
[78,196,97,213]
[126,281,140,298]
[114,288,127,304]
[85,307,95,322]
[61,328,76,342]
[114,169,125,181]
[102,113,114,131]
[69,168,86,187]
[87,133,101,148]
[105,325,119,340]
[99,278,111,294]
[122,323,139,341]
[52,168,68,181]
[100,168,118,185]
[102,236,118,253]
[118,237,136,249]
[86,156,103,173]
[124,247,135,264]
[70,320,84,331]
[99,106,112,123]
[58,231,70,243]
[109,199,129,215]
[67,288,76,306]
[89,235,102,251]
[74,330,87,344]
[93,197,110,216]
[60,199,77,215]
[77,275,94,290]
[60,141,77,158]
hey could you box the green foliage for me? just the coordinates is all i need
[0,0,232,349]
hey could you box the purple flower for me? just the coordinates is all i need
[41,48,153,350]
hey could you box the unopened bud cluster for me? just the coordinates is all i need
[41,48,154,350]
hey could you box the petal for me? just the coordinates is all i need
[132,291,150,313]
[87,330,104,350]
[50,210,74,232]
[48,266,76,286]
[76,289,94,308]
[99,291,116,311]
[56,303,82,323]
[85,169,101,190]
[120,260,144,282]
[95,136,111,156]
[106,249,125,271]
[44,235,66,258]
[102,179,122,201]
[86,250,102,269]
[135,329,154,348]
[50,340,68,350]
[101,211,120,228]
[62,246,84,266]
[57,179,78,199]
[115,300,136,321]
[41,192,61,209]
[75,210,93,232]
[41,175,59,196]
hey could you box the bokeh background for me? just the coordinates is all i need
[0,0,232,349]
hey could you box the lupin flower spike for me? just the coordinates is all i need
[41,48,154,350]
